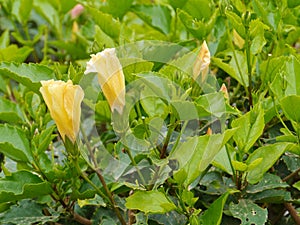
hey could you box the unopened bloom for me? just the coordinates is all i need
[206,127,212,135]
[40,79,84,143]
[193,40,211,81]
[220,83,229,99]
[84,48,125,114]
[70,4,84,19]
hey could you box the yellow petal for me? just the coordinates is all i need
[193,40,211,81]
[84,48,125,114]
[40,79,84,143]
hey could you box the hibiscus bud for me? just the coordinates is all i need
[206,127,212,135]
[70,4,84,19]
[193,40,211,81]
[220,83,229,99]
[40,79,84,143]
[84,48,125,114]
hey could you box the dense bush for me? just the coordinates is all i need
[0,0,299,224]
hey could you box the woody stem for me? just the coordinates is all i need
[80,126,126,225]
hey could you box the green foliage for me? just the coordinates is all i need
[0,62,55,92]
[171,129,235,186]
[0,171,52,203]
[229,199,268,225]
[125,190,176,213]
[0,199,59,224]
[199,192,231,225]
[231,104,264,153]
[131,4,172,34]
[0,124,32,162]
[0,0,299,224]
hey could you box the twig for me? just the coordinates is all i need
[282,168,300,182]
[72,212,92,225]
[284,203,300,225]
[80,126,127,225]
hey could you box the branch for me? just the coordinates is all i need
[72,212,92,225]
[282,168,300,182]
[284,203,300,225]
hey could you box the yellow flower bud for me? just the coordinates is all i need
[40,79,84,143]
[193,40,211,81]
[84,48,125,114]
[206,127,212,135]
[220,83,229,99]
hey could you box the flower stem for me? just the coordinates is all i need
[160,114,177,159]
[80,126,126,225]
[124,147,147,186]
[245,28,253,107]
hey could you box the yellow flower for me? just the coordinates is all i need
[220,83,229,99]
[84,48,125,114]
[193,40,211,81]
[40,79,84,143]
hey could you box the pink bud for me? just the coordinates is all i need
[70,4,84,19]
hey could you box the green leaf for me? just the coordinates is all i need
[248,189,291,203]
[232,160,248,172]
[11,25,45,46]
[168,0,187,9]
[212,146,234,175]
[59,0,77,14]
[269,55,300,99]
[195,92,227,118]
[280,95,300,123]
[282,154,300,172]
[229,199,268,225]
[0,45,33,63]
[122,59,154,83]
[86,6,120,41]
[12,0,33,25]
[231,105,264,153]
[131,4,172,34]
[0,171,53,203]
[293,180,300,191]
[0,124,32,162]
[246,143,289,184]
[170,129,235,186]
[0,199,58,225]
[171,101,199,120]
[0,62,55,93]
[178,8,218,40]
[148,211,187,225]
[225,10,245,38]
[0,97,24,123]
[182,0,213,20]
[95,100,111,122]
[36,126,56,153]
[0,30,10,48]
[247,158,263,171]
[246,173,289,194]
[212,50,248,87]
[288,0,300,7]
[125,190,176,213]
[134,212,148,225]
[33,0,60,33]
[49,40,89,60]
[142,97,168,118]
[181,190,198,207]
[252,0,281,30]
[100,0,134,19]
[94,25,115,50]
[249,19,269,55]
[199,192,230,225]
